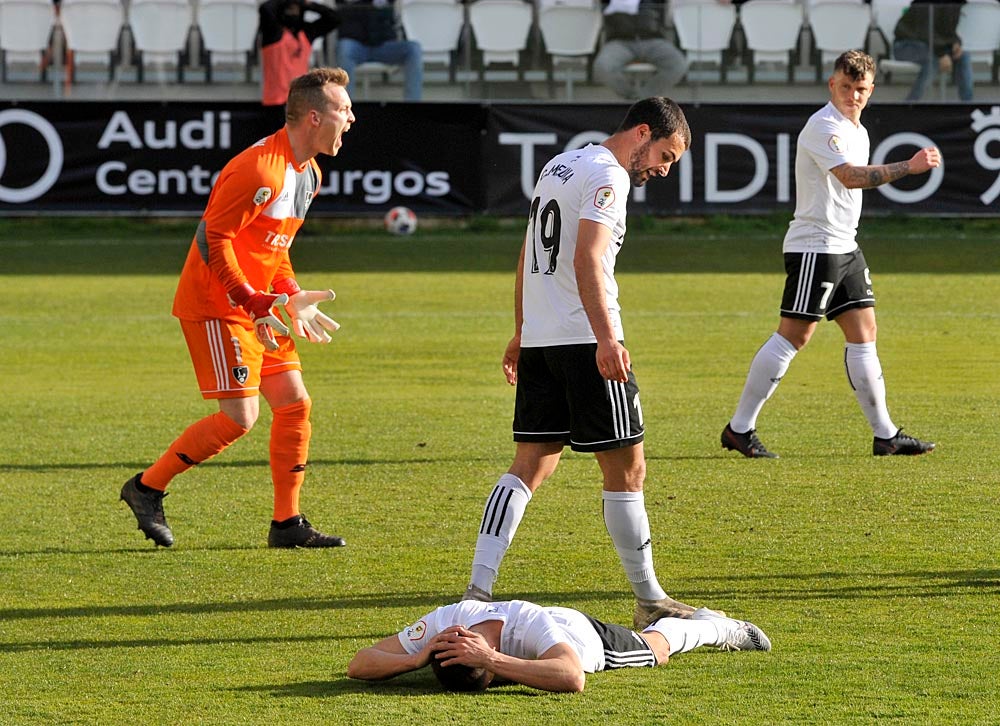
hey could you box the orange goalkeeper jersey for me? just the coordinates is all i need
[173,127,321,322]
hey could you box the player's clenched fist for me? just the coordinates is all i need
[910,146,942,173]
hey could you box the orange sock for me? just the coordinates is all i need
[270,398,312,521]
[142,411,249,491]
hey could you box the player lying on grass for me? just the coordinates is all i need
[347,599,770,693]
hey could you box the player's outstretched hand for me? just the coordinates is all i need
[285,289,340,343]
[910,146,942,174]
[229,283,290,352]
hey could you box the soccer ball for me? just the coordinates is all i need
[384,206,418,236]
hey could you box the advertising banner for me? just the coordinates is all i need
[1,100,999,216]
[486,103,1000,216]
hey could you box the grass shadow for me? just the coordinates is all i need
[0,589,620,623]
[231,676,546,698]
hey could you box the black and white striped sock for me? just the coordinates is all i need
[469,473,532,593]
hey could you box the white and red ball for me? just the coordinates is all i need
[384,206,418,236]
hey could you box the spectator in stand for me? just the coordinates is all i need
[593,0,687,100]
[259,0,341,107]
[893,0,973,102]
[335,0,423,101]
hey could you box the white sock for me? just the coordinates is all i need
[844,342,896,439]
[644,617,722,656]
[731,333,798,433]
[469,474,532,593]
[602,490,667,601]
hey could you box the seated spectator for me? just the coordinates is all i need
[593,0,687,100]
[893,0,973,101]
[335,0,423,101]
[259,0,341,107]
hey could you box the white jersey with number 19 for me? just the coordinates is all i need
[520,144,631,348]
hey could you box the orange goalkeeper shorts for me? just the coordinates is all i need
[180,318,302,400]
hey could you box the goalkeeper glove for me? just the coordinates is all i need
[228,283,290,352]
[284,289,340,343]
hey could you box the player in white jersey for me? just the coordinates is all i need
[460,98,705,631]
[721,50,940,459]
[347,599,771,693]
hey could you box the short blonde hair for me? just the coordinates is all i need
[286,67,350,123]
[834,50,876,81]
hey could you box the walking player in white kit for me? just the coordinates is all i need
[721,50,939,459]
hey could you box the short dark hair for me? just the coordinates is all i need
[616,97,691,150]
[430,653,492,692]
[285,67,350,123]
[834,50,876,81]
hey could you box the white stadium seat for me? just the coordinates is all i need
[129,0,194,83]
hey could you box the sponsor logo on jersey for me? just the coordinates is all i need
[232,365,249,385]
[405,620,427,641]
[253,187,272,205]
[828,135,846,154]
[264,231,295,249]
[594,186,615,209]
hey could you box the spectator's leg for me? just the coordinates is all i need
[893,39,933,102]
[336,37,370,98]
[593,40,639,99]
[954,51,973,101]
[372,40,424,101]
[636,38,688,97]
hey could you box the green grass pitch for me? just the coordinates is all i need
[1,215,998,724]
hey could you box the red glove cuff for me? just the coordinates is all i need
[226,282,255,307]
[271,277,302,297]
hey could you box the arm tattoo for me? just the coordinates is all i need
[863,161,910,188]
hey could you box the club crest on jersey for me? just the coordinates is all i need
[232,365,249,385]
[828,135,846,154]
[253,187,272,205]
[593,186,615,209]
[405,620,427,642]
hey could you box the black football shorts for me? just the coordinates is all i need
[513,343,644,453]
[582,613,657,669]
[780,249,875,321]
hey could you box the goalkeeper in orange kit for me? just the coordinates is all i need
[120,68,353,548]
